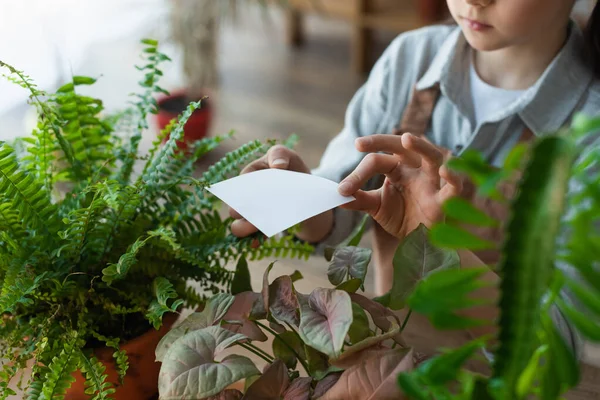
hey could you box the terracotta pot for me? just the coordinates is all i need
[65,313,178,400]
[156,90,213,152]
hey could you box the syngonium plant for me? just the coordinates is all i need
[158,113,600,400]
[0,39,312,398]
[156,212,464,399]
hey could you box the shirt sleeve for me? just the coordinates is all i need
[309,36,399,250]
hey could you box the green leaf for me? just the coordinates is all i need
[158,326,259,398]
[397,373,429,400]
[347,302,372,344]
[146,277,183,329]
[565,279,600,317]
[336,278,363,293]
[283,133,300,149]
[442,197,499,227]
[516,345,547,398]
[407,268,491,329]
[388,224,460,310]
[299,289,353,358]
[141,38,159,46]
[327,246,371,286]
[273,331,305,369]
[41,336,80,399]
[349,294,404,344]
[304,344,330,378]
[231,255,252,295]
[429,223,495,251]
[324,213,369,261]
[290,270,304,282]
[556,299,600,341]
[418,339,485,384]
[155,293,235,362]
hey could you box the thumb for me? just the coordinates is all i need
[267,145,292,169]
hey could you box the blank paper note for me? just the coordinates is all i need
[206,169,355,237]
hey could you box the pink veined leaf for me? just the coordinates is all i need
[283,377,312,400]
[298,288,353,358]
[313,373,342,399]
[318,348,414,400]
[222,292,268,342]
[158,326,259,399]
[242,359,289,400]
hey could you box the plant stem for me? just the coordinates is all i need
[239,342,273,364]
[255,320,310,375]
[401,309,413,331]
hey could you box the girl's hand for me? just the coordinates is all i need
[229,145,333,242]
[338,133,462,239]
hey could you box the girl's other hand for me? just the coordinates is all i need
[338,133,462,239]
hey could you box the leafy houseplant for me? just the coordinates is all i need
[157,114,600,399]
[0,39,312,399]
[156,215,445,399]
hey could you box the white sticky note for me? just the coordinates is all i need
[207,169,355,237]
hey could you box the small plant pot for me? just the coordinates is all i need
[156,90,213,152]
[65,313,178,400]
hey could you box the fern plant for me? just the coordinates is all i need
[0,39,312,398]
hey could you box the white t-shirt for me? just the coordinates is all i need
[470,62,525,124]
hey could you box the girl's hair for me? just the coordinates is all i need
[585,1,600,78]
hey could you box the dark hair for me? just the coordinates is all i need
[585,1,600,78]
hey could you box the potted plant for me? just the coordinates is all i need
[161,0,287,150]
[157,113,600,399]
[0,39,312,399]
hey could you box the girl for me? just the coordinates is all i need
[231,0,600,358]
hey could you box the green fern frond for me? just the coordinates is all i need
[0,60,77,170]
[78,352,116,400]
[146,277,184,329]
[181,285,206,309]
[0,200,26,242]
[54,77,113,180]
[41,336,80,399]
[140,116,177,178]
[141,101,202,187]
[92,183,142,265]
[101,230,162,284]
[202,139,273,185]
[117,39,172,184]
[0,261,47,313]
[55,191,107,264]
[243,234,314,261]
[21,121,57,193]
[25,378,43,400]
[0,142,57,234]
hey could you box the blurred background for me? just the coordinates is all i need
[0,0,596,168]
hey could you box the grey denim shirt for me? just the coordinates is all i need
[310,22,600,357]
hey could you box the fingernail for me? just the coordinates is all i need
[357,136,372,146]
[338,181,352,195]
[272,158,288,167]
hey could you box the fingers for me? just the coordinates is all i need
[338,153,400,196]
[231,218,259,237]
[240,145,310,175]
[355,135,421,167]
[401,133,444,175]
[437,164,463,203]
[340,190,381,214]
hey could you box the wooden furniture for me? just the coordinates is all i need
[284,0,448,74]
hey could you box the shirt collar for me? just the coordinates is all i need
[415,22,595,136]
